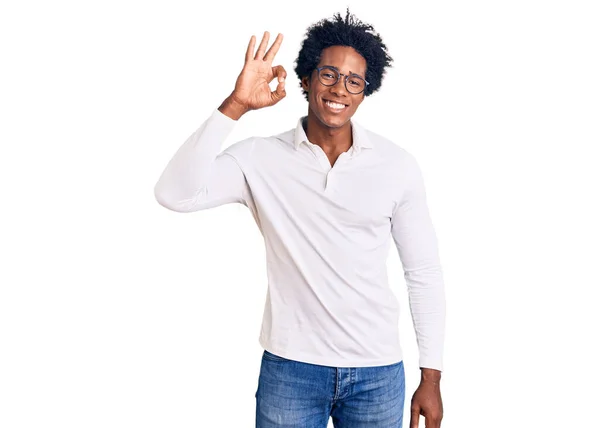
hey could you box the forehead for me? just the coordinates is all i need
[317,46,367,75]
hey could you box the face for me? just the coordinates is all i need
[301,46,367,129]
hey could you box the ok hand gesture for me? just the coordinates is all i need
[221,32,286,119]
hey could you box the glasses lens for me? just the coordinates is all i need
[346,75,366,94]
[318,68,339,85]
[317,67,366,94]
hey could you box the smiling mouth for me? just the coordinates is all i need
[324,100,348,111]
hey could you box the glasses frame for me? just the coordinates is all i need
[314,66,370,95]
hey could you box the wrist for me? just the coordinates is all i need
[420,368,441,385]
[218,94,248,121]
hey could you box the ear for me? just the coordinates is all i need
[301,76,310,92]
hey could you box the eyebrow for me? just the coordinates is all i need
[322,65,366,79]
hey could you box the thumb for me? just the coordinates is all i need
[270,65,286,104]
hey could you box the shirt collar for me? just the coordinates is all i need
[293,116,374,152]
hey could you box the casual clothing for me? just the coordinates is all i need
[256,350,405,427]
[154,109,446,370]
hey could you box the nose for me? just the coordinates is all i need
[330,76,349,96]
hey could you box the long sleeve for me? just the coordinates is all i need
[154,109,250,212]
[391,153,446,372]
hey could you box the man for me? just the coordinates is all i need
[155,10,445,428]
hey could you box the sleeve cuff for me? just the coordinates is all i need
[419,357,443,372]
[212,108,239,127]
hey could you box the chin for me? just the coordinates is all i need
[314,109,351,129]
[321,113,350,128]
[321,117,346,129]
[308,100,353,129]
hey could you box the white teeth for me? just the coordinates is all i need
[325,101,346,109]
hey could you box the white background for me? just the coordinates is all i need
[1,0,599,427]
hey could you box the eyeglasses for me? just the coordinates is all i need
[315,66,369,95]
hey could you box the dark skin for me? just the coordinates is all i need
[218,31,443,428]
[300,45,365,167]
[413,369,443,428]
[218,32,287,120]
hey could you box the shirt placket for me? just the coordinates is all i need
[307,143,356,193]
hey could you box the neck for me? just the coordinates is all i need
[304,111,353,154]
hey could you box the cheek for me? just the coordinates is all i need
[351,97,363,109]
[309,90,321,105]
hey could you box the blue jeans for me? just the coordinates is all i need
[255,350,405,427]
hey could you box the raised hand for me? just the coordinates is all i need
[219,32,286,120]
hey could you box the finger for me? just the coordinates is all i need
[425,414,442,428]
[270,66,286,104]
[264,33,283,62]
[272,65,287,82]
[254,31,270,60]
[245,35,256,63]
[409,407,420,428]
[270,78,286,104]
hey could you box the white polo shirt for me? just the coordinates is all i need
[154,109,446,370]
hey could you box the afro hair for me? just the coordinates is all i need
[294,9,393,100]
